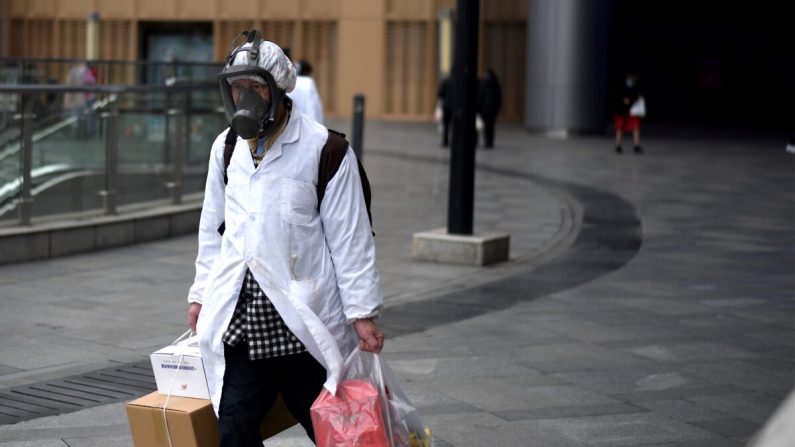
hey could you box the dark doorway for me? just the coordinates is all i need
[609,0,794,134]
[138,21,214,84]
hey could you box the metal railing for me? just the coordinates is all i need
[0,82,225,226]
[0,57,223,140]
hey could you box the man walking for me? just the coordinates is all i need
[187,30,384,446]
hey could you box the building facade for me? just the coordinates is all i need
[3,0,528,122]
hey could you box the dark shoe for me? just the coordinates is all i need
[615,145,623,154]
[634,145,643,154]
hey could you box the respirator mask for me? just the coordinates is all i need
[217,30,288,140]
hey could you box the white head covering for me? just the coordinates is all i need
[226,40,296,93]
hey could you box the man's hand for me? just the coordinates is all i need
[353,318,384,353]
[188,303,202,332]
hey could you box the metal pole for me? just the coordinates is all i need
[164,90,172,165]
[102,97,119,215]
[352,94,365,160]
[169,91,186,205]
[18,93,34,225]
[447,0,479,235]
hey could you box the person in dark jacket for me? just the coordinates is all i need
[437,76,452,147]
[477,69,502,149]
[614,73,643,154]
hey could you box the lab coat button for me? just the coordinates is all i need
[248,214,255,222]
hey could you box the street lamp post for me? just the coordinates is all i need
[447,0,479,235]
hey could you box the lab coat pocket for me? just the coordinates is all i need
[289,277,322,312]
[280,178,316,225]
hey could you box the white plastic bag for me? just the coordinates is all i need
[339,348,433,447]
[629,96,646,118]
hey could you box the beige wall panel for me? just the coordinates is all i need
[385,0,432,20]
[96,0,135,19]
[217,2,262,20]
[137,0,177,19]
[261,0,298,19]
[436,0,455,11]
[483,22,526,122]
[216,21,257,60]
[56,0,97,19]
[300,21,336,114]
[302,0,340,19]
[175,0,216,20]
[11,0,27,18]
[23,0,56,18]
[336,18,384,118]
[340,0,384,19]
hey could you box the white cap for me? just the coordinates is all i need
[227,40,296,93]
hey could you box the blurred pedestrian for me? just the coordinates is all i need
[477,69,502,149]
[82,63,98,137]
[288,60,324,124]
[614,73,645,154]
[437,76,452,147]
[63,62,96,138]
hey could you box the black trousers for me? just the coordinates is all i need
[481,113,497,148]
[219,342,326,447]
[441,108,452,146]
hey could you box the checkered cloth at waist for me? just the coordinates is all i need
[222,269,306,360]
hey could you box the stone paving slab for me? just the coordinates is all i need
[0,120,792,446]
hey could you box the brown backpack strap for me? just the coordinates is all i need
[222,127,237,185]
[317,129,373,228]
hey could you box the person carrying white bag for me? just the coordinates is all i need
[186,29,385,447]
[614,73,646,155]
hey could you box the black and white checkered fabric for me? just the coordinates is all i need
[222,269,306,360]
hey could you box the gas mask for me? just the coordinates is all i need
[218,30,289,140]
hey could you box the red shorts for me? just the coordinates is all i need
[614,114,640,131]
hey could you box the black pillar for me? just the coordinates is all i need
[447,0,479,235]
[352,94,365,160]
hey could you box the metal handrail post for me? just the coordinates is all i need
[101,98,119,215]
[352,94,365,161]
[18,92,34,225]
[169,91,186,205]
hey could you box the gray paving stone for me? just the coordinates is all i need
[515,343,656,373]
[679,361,794,396]
[687,393,783,424]
[0,122,792,447]
[513,413,722,446]
[387,356,534,382]
[423,412,549,447]
[633,399,734,423]
[610,385,749,404]
[433,379,618,412]
[552,369,712,395]
[690,417,761,438]
[626,342,759,363]
[493,402,645,422]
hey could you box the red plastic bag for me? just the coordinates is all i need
[311,349,433,447]
[310,378,390,447]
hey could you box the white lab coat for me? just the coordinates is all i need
[288,76,324,124]
[188,111,382,414]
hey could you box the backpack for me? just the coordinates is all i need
[216,127,372,236]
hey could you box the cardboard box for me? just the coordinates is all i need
[127,391,298,447]
[126,392,218,447]
[150,338,210,400]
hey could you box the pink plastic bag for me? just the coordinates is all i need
[311,349,433,447]
[310,378,390,447]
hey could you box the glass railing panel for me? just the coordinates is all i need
[28,90,107,219]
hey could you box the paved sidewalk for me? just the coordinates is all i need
[0,119,792,446]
